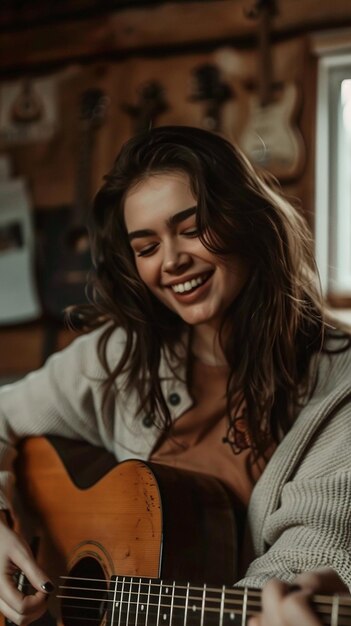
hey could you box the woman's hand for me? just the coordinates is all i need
[0,513,54,625]
[248,568,348,626]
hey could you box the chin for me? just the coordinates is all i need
[181,311,218,326]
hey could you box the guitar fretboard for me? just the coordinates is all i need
[58,575,351,626]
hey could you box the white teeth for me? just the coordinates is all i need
[171,274,207,294]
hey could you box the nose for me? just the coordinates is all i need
[162,242,192,274]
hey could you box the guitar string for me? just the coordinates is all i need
[51,614,350,626]
[55,592,351,619]
[57,589,351,616]
[57,594,263,611]
[56,599,351,620]
[55,576,351,625]
[58,576,351,606]
[57,578,351,611]
[51,598,350,626]
[54,601,350,626]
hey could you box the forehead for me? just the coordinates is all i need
[123,172,196,229]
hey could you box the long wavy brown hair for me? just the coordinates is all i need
[75,125,349,457]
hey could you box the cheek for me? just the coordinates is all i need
[222,260,249,295]
[135,259,158,290]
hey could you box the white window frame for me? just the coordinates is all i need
[315,52,351,297]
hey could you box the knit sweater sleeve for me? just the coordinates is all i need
[0,325,119,513]
[236,396,351,591]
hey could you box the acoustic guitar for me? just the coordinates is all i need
[2,437,350,626]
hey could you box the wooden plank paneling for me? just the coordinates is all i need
[0,37,310,208]
[1,1,347,375]
[0,323,80,377]
[1,1,351,73]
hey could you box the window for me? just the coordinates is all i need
[315,50,351,308]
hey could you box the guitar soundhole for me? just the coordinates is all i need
[61,556,108,626]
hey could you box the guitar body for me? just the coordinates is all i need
[238,83,305,180]
[6,437,237,626]
[1,438,349,626]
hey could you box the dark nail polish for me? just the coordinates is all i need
[41,581,55,593]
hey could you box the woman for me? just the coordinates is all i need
[0,125,350,626]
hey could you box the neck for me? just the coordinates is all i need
[191,324,228,367]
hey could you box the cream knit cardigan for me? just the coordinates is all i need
[0,326,350,590]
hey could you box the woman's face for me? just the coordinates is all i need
[123,172,249,329]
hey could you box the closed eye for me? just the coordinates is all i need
[182,226,199,237]
[136,243,159,257]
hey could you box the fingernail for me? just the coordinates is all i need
[41,581,55,593]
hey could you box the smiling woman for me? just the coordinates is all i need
[88,125,335,451]
[0,126,350,626]
[124,172,249,333]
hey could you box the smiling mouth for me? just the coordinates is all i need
[170,272,212,294]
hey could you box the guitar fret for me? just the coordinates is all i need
[145,578,152,626]
[200,583,206,626]
[219,586,225,626]
[109,575,119,626]
[241,588,248,626]
[156,581,163,626]
[170,581,176,626]
[126,578,133,626]
[331,594,339,626]
[118,576,126,626]
[134,578,142,626]
[184,583,190,626]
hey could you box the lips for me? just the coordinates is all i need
[167,271,213,299]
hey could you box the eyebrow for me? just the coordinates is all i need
[127,206,197,242]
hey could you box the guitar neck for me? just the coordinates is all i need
[247,0,276,108]
[72,88,107,229]
[73,124,95,226]
[258,6,272,107]
[59,574,351,626]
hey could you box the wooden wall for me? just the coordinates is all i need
[0,0,350,378]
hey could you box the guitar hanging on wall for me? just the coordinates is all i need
[10,79,45,125]
[238,0,305,180]
[37,88,108,321]
[121,81,169,133]
[189,63,232,132]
